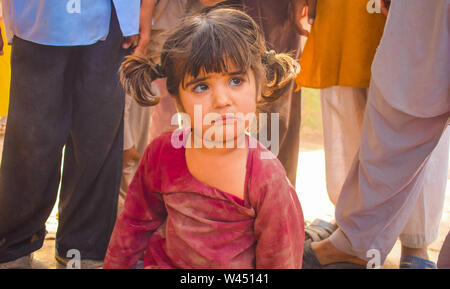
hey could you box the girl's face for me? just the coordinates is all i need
[178,63,258,146]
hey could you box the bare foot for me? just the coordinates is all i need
[311,239,367,266]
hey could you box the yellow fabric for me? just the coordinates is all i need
[297,0,386,89]
[0,20,11,117]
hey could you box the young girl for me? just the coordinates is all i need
[103,7,304,269]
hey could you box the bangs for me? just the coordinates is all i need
[160,8,265,96]
[188,20,251,75]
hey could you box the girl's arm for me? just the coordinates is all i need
[103,142,166,269]
[253,176,305,269]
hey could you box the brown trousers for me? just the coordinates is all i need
[224,0,302,185]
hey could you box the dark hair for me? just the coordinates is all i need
[120,7,299,108]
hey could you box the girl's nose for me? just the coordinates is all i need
[212,85,233,108]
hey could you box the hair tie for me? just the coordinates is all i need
[262,50,277,65]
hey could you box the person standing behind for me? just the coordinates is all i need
[438,231,450,268]
[295,0,385,240]
[217,0,304,186]
[298,0,449,268]
[302,0,449,269]
[0,6,10,135]
[0,0,151,269]
[298,0,386,207]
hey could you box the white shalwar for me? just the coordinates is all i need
[329,0,450,263]
[321,86,449,249]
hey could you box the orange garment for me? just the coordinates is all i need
[297,0,386,89]
[0,20,11,117]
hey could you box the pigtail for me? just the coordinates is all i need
[119,54,165,107]
[261,50,300,101]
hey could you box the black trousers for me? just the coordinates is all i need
[0,10,127,262]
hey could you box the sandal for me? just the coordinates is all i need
[304,219,338,242]
[400,255,436,269]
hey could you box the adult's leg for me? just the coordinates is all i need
[242,0,302,185]
[322,87,449,262]
[321,86,367,204]
[55,10,127,261]
[329,0,450,264]
[308,0,449,267]
[119,93,153,215]
[329,82,449,263]
[438,231,450,269]
[277,87,302,186]
[0,38,72,262]
[399,127,449,258]
[122,93,153,191]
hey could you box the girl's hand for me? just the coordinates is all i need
[290,0,317,36]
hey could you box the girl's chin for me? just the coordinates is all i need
[203,131,247,147]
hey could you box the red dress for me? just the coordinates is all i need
[103,131,304,269]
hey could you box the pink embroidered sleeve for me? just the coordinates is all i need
[103,140,166,269]
[253,176,304,269]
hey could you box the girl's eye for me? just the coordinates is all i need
[230,77,243,86]
[193,83,209,93]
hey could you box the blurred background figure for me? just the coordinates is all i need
[0,5,10,136]
[0,0,148,269]
[302,0,449,269]
[298,0,386,206]
[298,0,449,268]
[216,0,304,186]
[438,231,450,268]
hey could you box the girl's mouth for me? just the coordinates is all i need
[212,114,238,124]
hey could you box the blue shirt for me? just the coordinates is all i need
[2,0,140,46]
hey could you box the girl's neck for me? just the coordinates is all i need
[185,133,249,200]
[188,132,248,157]
[186,146,246,165]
